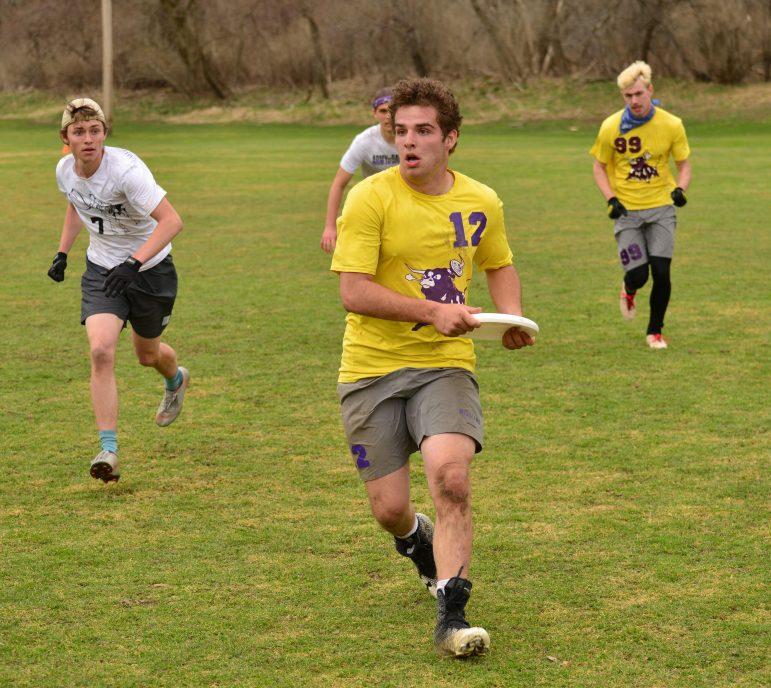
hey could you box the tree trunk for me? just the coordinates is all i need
[640,19,659,63]
[301,7,331,99]
[513,0,538,75]
[661,25,712,82]
[540,0,566,75]
[158,0,231,99]
[468,0,522,81]
[762,1,771,81]
[387,1,430,77]
[404,24,430,77]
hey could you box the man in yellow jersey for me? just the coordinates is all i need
[331,78,535,657]
[590,60,692,349]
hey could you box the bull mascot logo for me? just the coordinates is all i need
[405,256,466,331]
[627,150,659,183]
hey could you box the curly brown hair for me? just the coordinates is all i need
[389,78,462,154]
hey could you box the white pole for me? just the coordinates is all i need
[102,0,113,126]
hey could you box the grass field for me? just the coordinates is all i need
[0,112,769,687]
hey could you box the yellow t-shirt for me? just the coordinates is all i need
[590,107,690,210]
[331,166,513,383]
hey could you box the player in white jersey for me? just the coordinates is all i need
[319,87,399,253]
[47,98,189,483]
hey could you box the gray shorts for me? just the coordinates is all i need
[337,367,484,482]
[81,256,178,339]
[614,205,676,272]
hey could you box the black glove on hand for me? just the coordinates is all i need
[607,196,628,220]
[47,252,68,282]
[671,187,687,207]
[103,257,142,297]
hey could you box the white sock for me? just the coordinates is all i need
[395,515,419,539]
[436,578,450,593]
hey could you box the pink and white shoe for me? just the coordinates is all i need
[620,284,637,320]
[646,334,668,349]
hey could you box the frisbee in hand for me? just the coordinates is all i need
[466,313,539,341]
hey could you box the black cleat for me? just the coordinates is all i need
[394,512,437,597]
[434,576,490,657]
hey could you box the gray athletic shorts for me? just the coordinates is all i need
[81,256,178,339]
[337,367,484,482]
[614,205,676,272]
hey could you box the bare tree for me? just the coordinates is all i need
[155,0,232,98]
[388,0,432,77]
[300,2,332,98]
[1,0,768,92]
[513,0,539,75]
[665,0,763,83]
[538,0,567,75]
[468,0,523,81]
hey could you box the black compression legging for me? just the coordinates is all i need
[624,256,672,335]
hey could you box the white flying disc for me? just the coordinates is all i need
[467,313,540,341]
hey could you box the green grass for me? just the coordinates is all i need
[2,78,769,127]
[0,115,768,687]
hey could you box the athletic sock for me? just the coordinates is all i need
[436,578,450,594]
[165,369,183,391]
[98,429,118,454]
[395,515,419,540]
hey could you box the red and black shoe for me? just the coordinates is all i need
[619,283,637,320]
[646,333,668,349]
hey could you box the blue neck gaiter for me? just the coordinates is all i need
[619,99,660,134]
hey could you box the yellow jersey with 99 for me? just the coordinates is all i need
[331,166,513,383]
[590,107,690,210]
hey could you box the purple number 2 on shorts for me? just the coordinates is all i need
[351,444,370,469]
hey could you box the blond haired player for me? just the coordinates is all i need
[332,78,534,657]
[48,98,188,482]
[590,61,692,349]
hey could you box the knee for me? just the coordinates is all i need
[370,500,410,531]
[435,463,470,507]
[136,350,159,367]
[625,264,649,292]
[90,343,115,370]
[649,256,671,283]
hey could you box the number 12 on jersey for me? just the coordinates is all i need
[449,212,487,248]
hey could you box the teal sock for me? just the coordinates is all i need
[165,369,183,391]
[99,430,117,454]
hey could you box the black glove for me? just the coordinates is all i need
[607,197,628,220]
[47,252,68,282]
[103,257,142,297]
[671,187,687,207]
